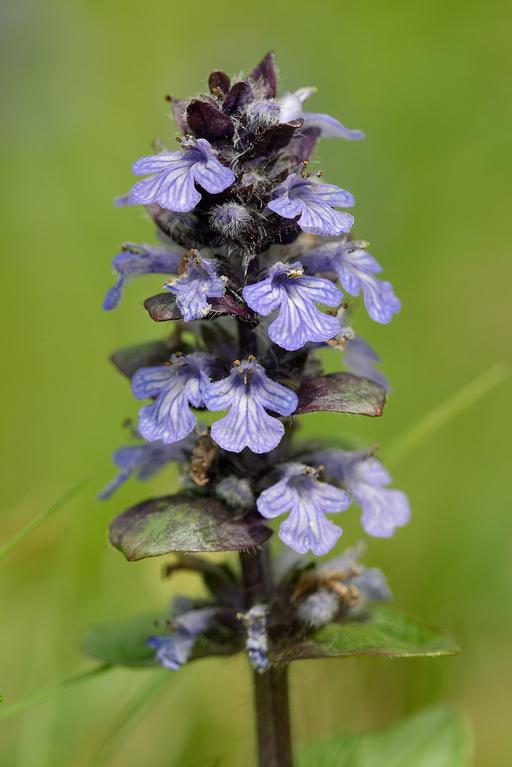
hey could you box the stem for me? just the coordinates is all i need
[240,548,294,767]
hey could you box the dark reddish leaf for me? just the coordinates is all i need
[208,71,231,95]
[223,81,254,115]
[248,120,304,158]
[296,372,386,417]
[186,100,235,142]
[109,494,272,558]
[144,292,253,322]
[249,51,278,98]
[111,339,177,379]
[144,293,182,322]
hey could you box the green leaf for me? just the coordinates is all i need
[111,338,179,379]
[296,373,386,417]
[109,494,272,559]
[81,612,241,668]
[298,704,472,767]
[271,605,459,662]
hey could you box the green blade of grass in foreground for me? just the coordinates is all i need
[386,362,508,466]
[89,672,169,766]
[0,664,111,721]
[0,478,88,562]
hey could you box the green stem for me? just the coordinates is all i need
[240,548,294,767]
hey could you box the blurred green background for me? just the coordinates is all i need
[1,0,510,764]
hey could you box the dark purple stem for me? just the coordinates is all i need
[240,547,294,767]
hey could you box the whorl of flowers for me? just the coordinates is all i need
[102,53,409,673]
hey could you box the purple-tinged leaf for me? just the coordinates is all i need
[109,494,272,558]
[248,120,304,158]
[186,100,235,142]
[249,52,278,98]
[145,292,253,322]
[296,372,386,416]
[208,71,231,95]
[223,81,254,115]
[111,338,182,380]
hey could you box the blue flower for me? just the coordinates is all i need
[103,243,182,310]
[132,352,215,444]
[306,450,410,538]
[215,475,255,509]
[345,336,390,391]
[98,437,194,500]
[257,464,351,556]
[279,87,365,141]
[147,607,216,671]
[204,358,298,454]
[295,544,391,627]
[323,545,392,602]
[296,589,340,627]
[165,250,227,321]
[305,240,401,323]
[130,138,235,212]
[239,604,269,674]
[242,261,342,351]
[268,172,354,237]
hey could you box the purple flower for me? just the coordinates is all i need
[257,464,351,556]
[268,172,354,237]
[130,138,235,212]
[132,352,215,444]
[345,336,390,391]
[305,240,401,323]
[297,588,340,627]
[204,358,298,454]
[98,437,194,500]
[147,607,216,671]
[242,261,342,351]
[165,251,227,321]
[279,87,365,141]
[103,244,181,310]
[323,545,392,602]
[306,450,410,538]
[238,604,269,674]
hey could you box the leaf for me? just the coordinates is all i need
[109,494,272,559]
[186,100,235,142]
[298,704,472,767]
[271,605,459,662]
[296,373,386,417]
[223,81,254,115]
[208,71,231,96]
[111,338,178,379]
[144,292,253,322]
[81,612,241,668]
[247,120,304,158]
[248,51,278,98]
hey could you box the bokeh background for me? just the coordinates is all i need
[1,0,511,764]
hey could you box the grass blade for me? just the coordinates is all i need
[0,479,88,562]
[89,672,168,765]
[0,664,111,722]
[387,362,508,466]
